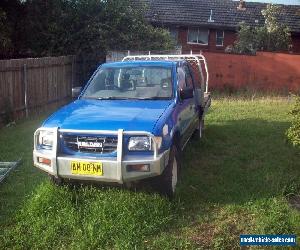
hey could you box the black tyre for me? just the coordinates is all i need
[49,175,64,186]
[156,144,180,198]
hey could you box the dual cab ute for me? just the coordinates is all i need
[33,54,211,197]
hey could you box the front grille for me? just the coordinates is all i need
[63,134,118,154]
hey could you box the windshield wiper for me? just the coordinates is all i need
[85,96,170,100]
[97,97,129,100]
[139,97,170,100]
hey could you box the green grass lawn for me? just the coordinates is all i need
[0,98,300,249]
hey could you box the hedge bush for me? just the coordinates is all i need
[286,96,300,147]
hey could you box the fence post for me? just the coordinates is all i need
[23,64,29,118]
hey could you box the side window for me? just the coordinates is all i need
[177,67,186,90]
[168,27,179,44]
[188,28,209,45]
[216,30,224,46]
[184,66,193,88]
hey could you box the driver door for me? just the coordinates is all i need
[177,64,197,148]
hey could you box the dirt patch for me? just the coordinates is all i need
[190,223,215,248]
[288,195,300,211]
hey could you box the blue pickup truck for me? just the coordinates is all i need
[33,54,211,197]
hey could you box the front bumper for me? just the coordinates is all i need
[33,128,169,184]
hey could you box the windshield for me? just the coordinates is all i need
[82,66,173,100]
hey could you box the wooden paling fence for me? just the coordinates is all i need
[0,54,105,125]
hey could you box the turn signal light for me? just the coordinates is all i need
[38,157,51,166]
[127,164,150,172]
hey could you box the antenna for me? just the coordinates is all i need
[208,9,215,23]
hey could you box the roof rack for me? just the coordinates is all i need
[122,52,209,93]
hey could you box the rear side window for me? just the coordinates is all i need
[177,65,194,90]
[184,65,193,88]
[177,67,186,89]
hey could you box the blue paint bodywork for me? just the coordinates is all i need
[43,99,173,134]
[42,60,200,155]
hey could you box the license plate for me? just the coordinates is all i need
[71,161,103,176]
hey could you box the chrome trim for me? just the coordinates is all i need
[33,127,161,182]
[58,128,158,160]
[117,129,123,181]
[53,127,58,176]
[33,149,170,184]
[34,127,59,177]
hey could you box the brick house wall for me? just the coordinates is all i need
[177,27,237,53]
[203,51,300,93]
[173,26,300,54]
[292,33,300,53]
[144,0,300,54]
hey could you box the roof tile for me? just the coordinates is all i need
[134,0,300,32]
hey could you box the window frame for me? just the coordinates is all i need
[168,27,179,44]
[187,28,209,45]
[183,65,194,89]
[216,30,225,47]
[81,65,174,100]
[177,66,187,90]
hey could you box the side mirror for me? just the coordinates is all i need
[72,87,82,99]
[179,88,194,100]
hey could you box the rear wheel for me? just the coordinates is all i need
[193,118,204,140]
[156,144,180,198]
[198,118,204,139]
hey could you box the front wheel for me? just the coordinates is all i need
[156,145,180,198]
[49,175,64,186]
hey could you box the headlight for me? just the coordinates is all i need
[38,130,54,149]
[128,136,151,151]
[128,136,162,151]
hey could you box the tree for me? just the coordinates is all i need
[233,4,291,54]
[22,0,174,57]
[258,4,291,51]
[0,0,27,58]
[232,22,256,55]
[0,8,11,56]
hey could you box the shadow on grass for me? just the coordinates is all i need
[1,117,300,249]
[178,118,300,207]
[173,118,300,248]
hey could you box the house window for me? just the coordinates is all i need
[188,28,209,45]
[168,27,178,44]
[216,30,224,46]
